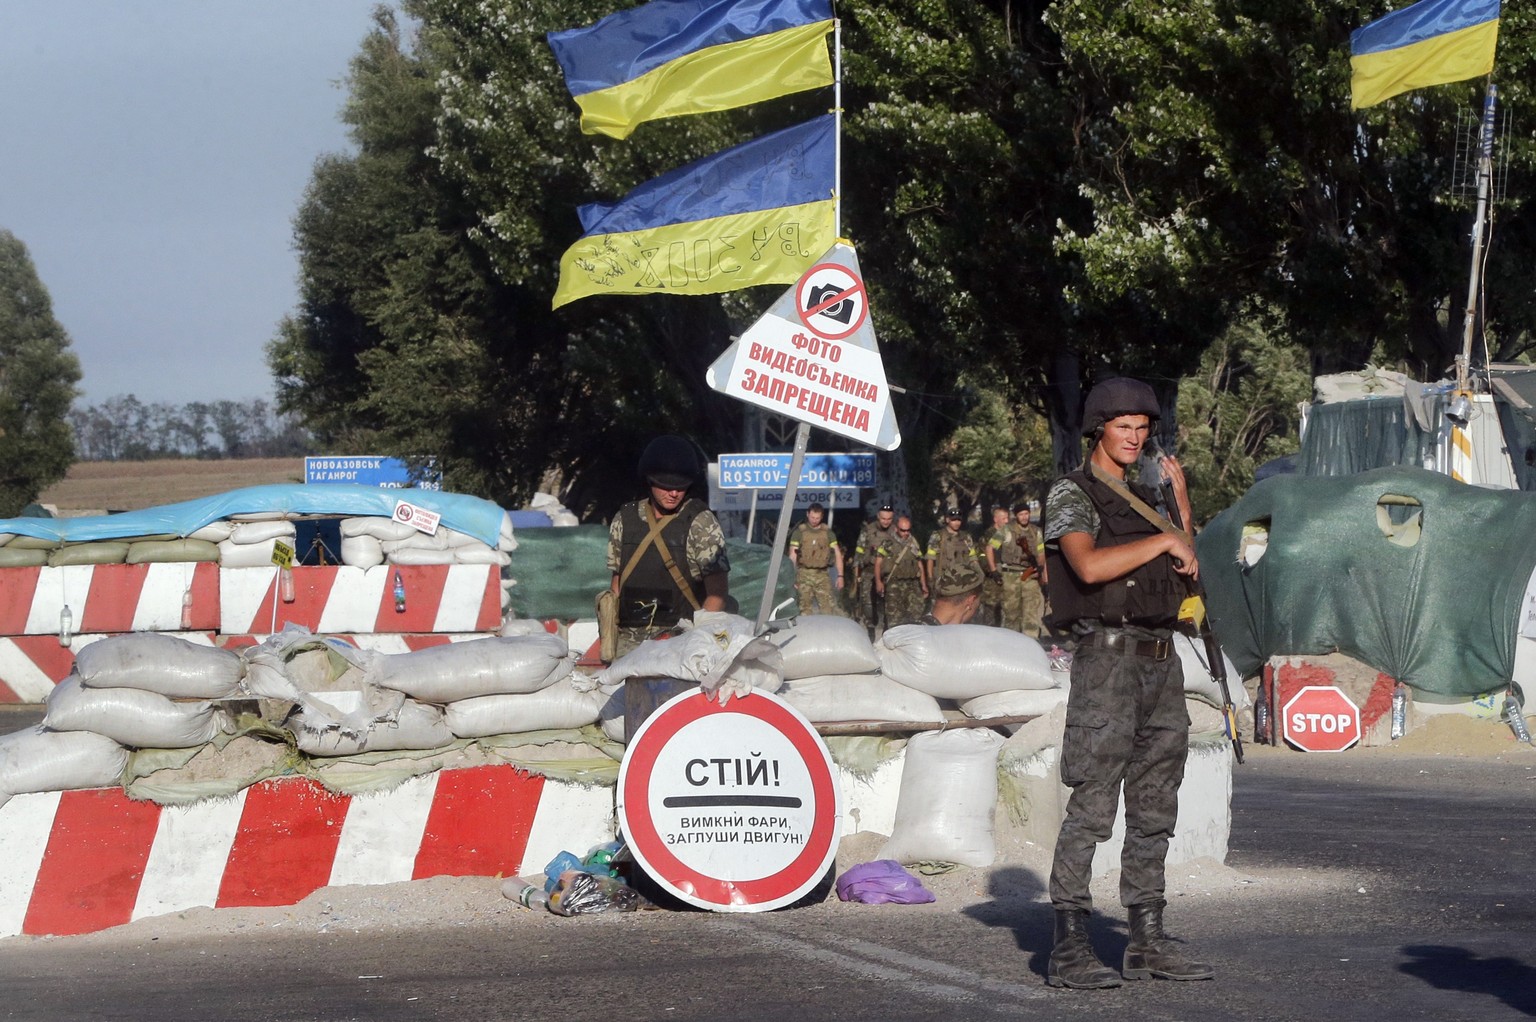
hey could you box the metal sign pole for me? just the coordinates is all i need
[757,423,811,629]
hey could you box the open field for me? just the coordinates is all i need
[37,458,305,514]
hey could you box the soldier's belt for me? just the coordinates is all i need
[1081,630,1171,661]
[798,565,830,571]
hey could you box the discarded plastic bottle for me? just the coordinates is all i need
[393,571,407,613]
[500,876,550,910]
[58,605,73,647]
[280,567,296,603]
[1506,687,1532,744]
[180,588,195,629]
[1253,686,1272,745]
[1390,683,1408,740]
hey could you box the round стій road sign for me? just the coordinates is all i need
[1281,685,1362,753]
[617,689,842,912]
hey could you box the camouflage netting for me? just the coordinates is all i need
[1197,466,1536,698]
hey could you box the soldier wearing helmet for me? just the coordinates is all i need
[1040,378,1212,990]
[919,560,984,625]
[604,435,730,660]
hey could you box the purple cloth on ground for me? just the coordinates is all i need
[836,859,937,904]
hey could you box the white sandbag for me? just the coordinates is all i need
[340,517,418,542]
[764,616,881,679]
[341,534,385,568]
[549,511,580,527]
[188,520,236,543]
[219,536,280,567]
[498,511,517,552]
[599,686,627,743]
[779,674,942,724]
[453,545,511,566]
[597,611,783,702]
[0,727,128,809]
[230,520,297,544]
[74,633,246,698]
[960,687,1069,720]
[367,634,572,702]
[444,677,606,737]
[289,699,452,756]
[879,625,1055,700]
[878,728,1003,868]
[382,531,450,553]
[45,675,224,749]
[385,547,458,565]
[1175,632,1251,710]
[126,539,220,564]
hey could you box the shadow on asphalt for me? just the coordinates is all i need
[1400,944,1536,1017]
[956,866,1095,982]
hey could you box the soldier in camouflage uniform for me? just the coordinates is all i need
[1041,378,1210,990]
[873,515,927,627]
[978,506,1012,626]
[788,502,843,616]
[924,507,978,598]
[852,504,897,635]
[605,436,730,661]
[986,501,1048,637]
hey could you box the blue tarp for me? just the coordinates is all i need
[0,485,507,549]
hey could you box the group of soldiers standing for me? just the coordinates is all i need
[788,499,1048,638]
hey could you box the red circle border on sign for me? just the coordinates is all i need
[619,691,839,910]
[794,262,868,341]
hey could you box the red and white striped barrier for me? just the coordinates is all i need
[219,564,500,634]
[0,765,615,938]
[0,563,219,636]
[0,632,220,704]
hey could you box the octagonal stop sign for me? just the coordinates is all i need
[1281,685,1362,752]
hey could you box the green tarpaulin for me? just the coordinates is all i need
[1197,466,1536,697]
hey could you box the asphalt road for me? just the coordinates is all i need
[2,732,1534,1020]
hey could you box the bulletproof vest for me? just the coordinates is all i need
[616,498,707,628]
[931,528,973,572]
[857,522,895,566]
[796,524,832,568]
[881,536,922,579]
[1045,470,1182,629]
[995,525,1028,568]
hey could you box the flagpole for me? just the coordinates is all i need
[1456,79,1497,395]
[834,14,842,237]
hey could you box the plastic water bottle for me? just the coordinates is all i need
[280,567,296,603]
[500,877,550,910]
[1506,688,1532,744]
[1253,685,1272,744]
[180,588,195,629]
[58,605,73,647]
[393,571,406,613]
[1390,683,1408,740]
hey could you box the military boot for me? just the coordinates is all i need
[1046,909,1122,989]
[1122,901,1215,981]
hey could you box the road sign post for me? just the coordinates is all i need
[617,689,842,913]
[1281,686,1362,752]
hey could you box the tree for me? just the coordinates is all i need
[0,230,81,516]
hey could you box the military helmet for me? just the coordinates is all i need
[638,435,705,489]
[1081,378,1160,436]
[935,560,984,598]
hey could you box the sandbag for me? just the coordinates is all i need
[764,616,881,679]
[48,542,130,566]
[382,531,450,553]
[126,538,220,563]
[1174,633,1251,711]
[366,634,572,702]
[0,727,128,810]
[188,520,236,543]
[74,633,246,698]
[0,547,49,567]
[337,517,415,541]
[385,547,458,565]
[878,728,1003,868]
[960,687,1069,720]
[0,532,13,546]
[597,612,783,702]
[218,536,281,567]
[452,546,511,566]
[45,675,225,749]
[879,625,1054,700]
[7,535,59,550]
[230,520,297,544]
[444,677,606,737]
[341,535,385,568]
[779,674,942,724]
[289,699,452,756]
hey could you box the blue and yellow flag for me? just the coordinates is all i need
[553,115,835,308]
[547,0,834,139]
[1351,0,1500,110]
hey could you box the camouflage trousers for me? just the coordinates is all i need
[882,578,926,627]
[854,573,885,631]
[1049,634,1189,912]
[795,567,841,617]
[1000,572,1046,638]
[980,575,1005,627]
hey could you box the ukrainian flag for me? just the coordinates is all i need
[1351,0,1500,110]
[548,0,834,139]
[552,115,835,308]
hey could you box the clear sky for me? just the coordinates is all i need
[0,0,382,407]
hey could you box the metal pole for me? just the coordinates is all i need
[833,16,842,238]
[756,423,811,628]
[1456,81,1497,393]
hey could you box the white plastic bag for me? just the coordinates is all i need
[879,625,1054,700]
[367,634,572,702]
[878,728,1003,868]
[74,633,246,699]
[763,616,881,679]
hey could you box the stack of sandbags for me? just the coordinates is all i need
[768,616,943,724]
[338,513,515,569]
[529,492,580,527]
[0,727,129,812]
[879,624,1067,722]
[217,520,298,567]
[42,634,246,749]
[0,534,55,567]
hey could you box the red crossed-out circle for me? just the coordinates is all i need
[795,263,868,340]
[618,690,839,911]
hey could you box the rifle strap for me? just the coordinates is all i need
[617,504,703,612]
[1085,460,1192,545]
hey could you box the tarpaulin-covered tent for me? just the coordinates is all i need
[1197,466,1536,698]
